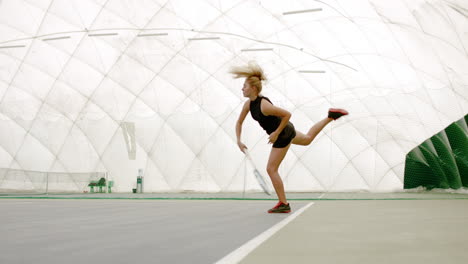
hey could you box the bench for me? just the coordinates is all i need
[88,177,106,193]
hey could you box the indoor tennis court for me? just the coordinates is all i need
[1,0,468,263]
[2,192,468,264]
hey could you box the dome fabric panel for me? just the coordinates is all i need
[0,0,467,192]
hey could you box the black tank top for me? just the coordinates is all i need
[250,96,281,134]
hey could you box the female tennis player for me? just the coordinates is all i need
[232,62,348,213]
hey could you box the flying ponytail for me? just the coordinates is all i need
[230,61,266,93]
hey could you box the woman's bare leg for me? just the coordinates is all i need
[292,117,333,146]
[266,144,291,203]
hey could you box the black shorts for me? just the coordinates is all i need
[273,122,296,148]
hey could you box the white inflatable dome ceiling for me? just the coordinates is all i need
[0,0,467,192]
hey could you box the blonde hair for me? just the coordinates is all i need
[230,61,267,93]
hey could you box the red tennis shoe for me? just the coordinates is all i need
[328,108,349,120]
[268,201,291,213]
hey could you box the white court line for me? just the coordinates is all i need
[318,193,325,199]
[214,202,314,264]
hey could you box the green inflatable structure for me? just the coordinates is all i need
[404,114,468,190]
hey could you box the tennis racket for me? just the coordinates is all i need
[245,150,272,195]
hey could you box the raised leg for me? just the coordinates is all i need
[292,117,333,146]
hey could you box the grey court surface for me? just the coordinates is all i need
[1,192,468,264]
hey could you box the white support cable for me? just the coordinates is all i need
[298,70,326,74]
[0,45,26,49]
[137,33,168,37]
[88,33,118,37]
[240,48,273,52]
[42,36,71,42]
[283,8,323,15]
[188,37,220,41]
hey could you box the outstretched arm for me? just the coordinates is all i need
[236,101,250,152]
[260,99,291,144]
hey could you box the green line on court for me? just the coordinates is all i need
[1,196,468,200]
